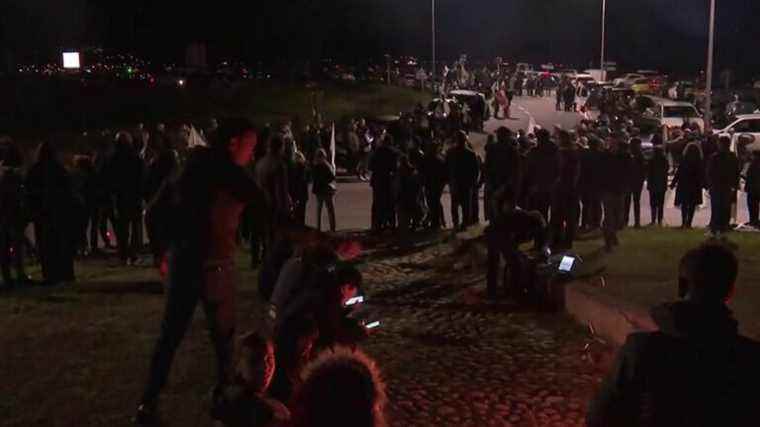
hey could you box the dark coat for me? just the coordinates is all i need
[647,152,669,193]
[673,158,704,206]
[419,152,448,194]
[287,158,309,202]
[707,151,740,192]
[106,144,145,216]
[588,301,760,427]
[369,145,398,189]
[600,149,631,195]
[445,145,480,190]
[744,159,760,196]
[526,141,560,193]
[579,148,605,195]
[629,151,647,191]
[485,139,522,193]
[311,162,335,197]
[555,147,581,193]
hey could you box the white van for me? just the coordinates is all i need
[640,96,705,140]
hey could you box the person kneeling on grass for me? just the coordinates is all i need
[289,347,387,427]
[214,332,290,427]
[587,243,760,427]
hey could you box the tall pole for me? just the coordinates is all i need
[600,0,607,82]
[704,0,717,131]
[432,0,436,91]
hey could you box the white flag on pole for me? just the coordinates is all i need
[330,123,336,170]
[187,125,208,148]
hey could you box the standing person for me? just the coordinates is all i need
[0,166,31,288]
[312,149,336,232]
[706,136,740,236]
[25,142,76,286]
[624,138,647,228]
[555,82,564,111]
[551,132,581,250]
[671,144,704,229]
[419,142,447,230]
[579,137,604,231]
[396,156,423,234]
[369,134,398,231]
[248,131,269,268]
[286,141,309,226]
[525,129,560,223]
[255,136,291,248]
[445,131,480,230]
[136,118,266,425]
[144,147,179,267]
[600,137,631,252]
[92,140,116,252]
[588,243,760,427]
[647,146,669,226]
[484,127,522,221]
[107,131,146,265]
[744,151,760,227]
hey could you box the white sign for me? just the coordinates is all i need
[63,52,80,69]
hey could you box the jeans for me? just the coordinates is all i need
[649,191,665,225]
[316,194,336,232]
[142,253,237,404]
[710,189,733,233]
[602,193,625,249]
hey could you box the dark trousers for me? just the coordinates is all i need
[710,189,733,233]
[0,226,27,284]
[486,233,522,298]
[115,212,143,262]
[581,193,602,229]
[649,191,666,225]
[624,185,643,227]
[372,183,395,230]
[471,186,481,225]
[34,221,75,283]
[425,187,445,229]
[602,193,625,249]
[142,253,237,404]
[92,204,115,249]
[145,211,167,267]
[681,203,697,228]
[530,190,552,224]
[451,186,474,229]
[551,191,580,249]
[748,193,760,225]
[292,198,307,226]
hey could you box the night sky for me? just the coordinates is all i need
[2,0,759,74]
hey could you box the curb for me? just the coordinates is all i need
[451,227,657,347]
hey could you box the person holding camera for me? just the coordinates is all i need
[486,186,548,301]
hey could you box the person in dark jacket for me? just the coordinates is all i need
[136,118,267,425]
[647,146,669,226]
[419,142,447,230]
[396,156,424,233]
[600,137,631,252]
[255,135,291,249]
[286,141,309,226]
[485,127,522,221]
[107,131,146,264]
[706,136,740,235]
[369,134,398,231]
[312,149,336,232]
[624,138,647,228]
[671,143,704,229]
[0,167,31,288]
[144,148,179,267]
[579,137,604,231]
[445,131,480,230]
[26,142,77,286]
[550,131,581,250]
[588,243,760,427]
[744,151,760,227]
[525,129,560,223]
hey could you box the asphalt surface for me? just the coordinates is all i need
[305,95,750,232]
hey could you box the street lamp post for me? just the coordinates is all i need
[600,0,607,82]
[704,0,717,131]
[432,0,436,91]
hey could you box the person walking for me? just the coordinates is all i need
[312,149,336,232]
[671,143,704,229]
[136,118,266,425]
[647,146,669,226]
[25,142,77,286]
[624,138,647,228]
[706,136,740,236]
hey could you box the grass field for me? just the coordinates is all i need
[571,227,760,339]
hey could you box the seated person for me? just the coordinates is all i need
[486,185,548,300]
[213,332,290,427]
[587,243,760,427]
[289,346,387,427]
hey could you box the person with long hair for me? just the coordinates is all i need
[671,143,704,229]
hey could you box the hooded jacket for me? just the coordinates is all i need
[588,301,760,427]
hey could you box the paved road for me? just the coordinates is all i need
[307,95,749,232]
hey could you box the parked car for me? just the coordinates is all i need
[630,78,654,95]
[714,114,760,161]
[639,96,705,140]
[667,81,696,101]
[613,73,645,88]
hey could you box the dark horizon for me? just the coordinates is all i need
[2,0,759,76]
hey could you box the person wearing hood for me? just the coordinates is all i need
[588,243,760,427]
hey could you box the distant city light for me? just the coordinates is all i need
[62,52,81,69]
[177,79,186,87]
